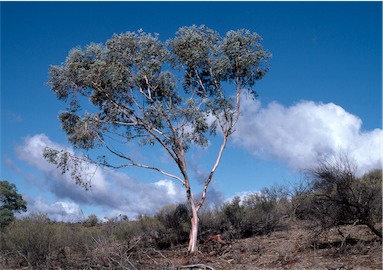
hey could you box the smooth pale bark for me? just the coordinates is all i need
[186,135,229,253]
[188,202,199,253]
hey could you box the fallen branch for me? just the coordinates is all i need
[177,263,215,270]
[17,251,31,268]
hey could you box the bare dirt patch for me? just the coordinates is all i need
[134,221,382,270]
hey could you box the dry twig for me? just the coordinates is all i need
[177,263,215,270]
[152,248,174,268]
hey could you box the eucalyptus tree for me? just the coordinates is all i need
[44,25,270,253]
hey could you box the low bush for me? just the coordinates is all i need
[2,213,66,267]
[199,186,293,241]
[155,204,190,247]
[293,154,382,238]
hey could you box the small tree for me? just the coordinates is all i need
[304,154,382,238]
[83,214,98,227]
[0,180,27,229]
[44,25,270,253]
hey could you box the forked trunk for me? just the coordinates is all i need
[188,202,199,254]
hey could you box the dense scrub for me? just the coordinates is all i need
[1,169,381,269]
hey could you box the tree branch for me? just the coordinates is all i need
[96,134,185,185]
[196,135,228,212]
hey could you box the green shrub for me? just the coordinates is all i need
[83,214,98,227]
[155,203,190,246]
[3,213,60,267]
[113,220,140,243]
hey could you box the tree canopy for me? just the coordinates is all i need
[0,180,27,229]
[44,25,271,252]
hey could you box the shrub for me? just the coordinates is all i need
[298,154,382,238]
[199,188,294,241]
[154,204,190,248]
[3,213,61,267]
[83,214,98,227]
[161,204,190,244]
[113,220,141,244]
[199,207,224,240]
[242,186,291,236]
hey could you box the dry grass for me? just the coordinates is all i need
[1,220,381,269]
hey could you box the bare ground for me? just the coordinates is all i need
[135,221,382,270]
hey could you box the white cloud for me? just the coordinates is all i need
[15,134,187,219]
[16,134,110,204]
[21,197,85,222]
[233,98,382,176]
[155,179,178,196]
[108,171,185,218]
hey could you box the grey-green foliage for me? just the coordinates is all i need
[199,188,292,240]
[0,180,27,229]
[155,204,190,247]
[44,25,271,237]
[3,213,56,266]
[83,214,98,227]
[45,25,270,171]
[241,186,291,235]
[48,30,180,151]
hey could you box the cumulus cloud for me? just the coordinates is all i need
[233,98,382,176]
[14,134,188,219]
[22,197,85,222]
[109,171,185,217]
[16,134,111,205]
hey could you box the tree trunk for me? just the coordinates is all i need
[188,201,199,254]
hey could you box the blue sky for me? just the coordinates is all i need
[1,2,382,221]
